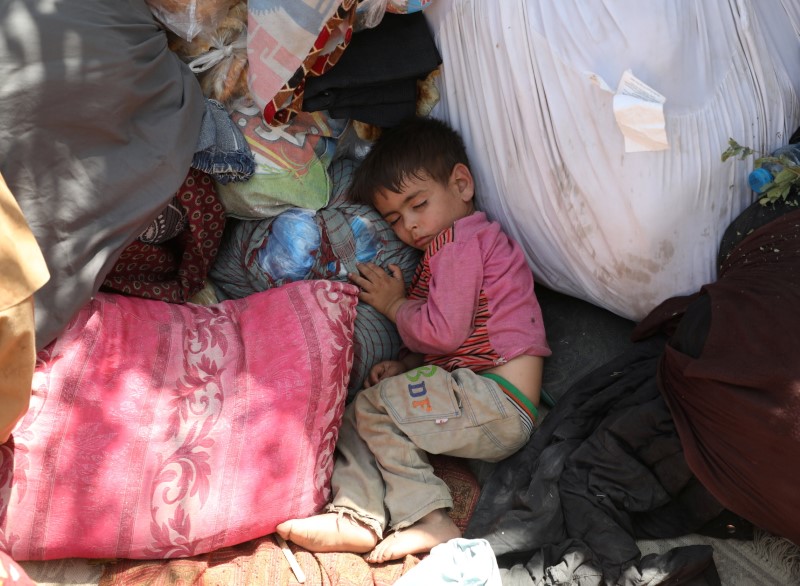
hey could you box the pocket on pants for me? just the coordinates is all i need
[449,370,531,458]
[381,365,461,424]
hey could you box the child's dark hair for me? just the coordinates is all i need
[348,116,472,205]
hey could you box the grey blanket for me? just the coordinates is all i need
[0,0,205,349]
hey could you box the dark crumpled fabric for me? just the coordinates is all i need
[465,336,742,586]
[634,203,800,547]
[468,198,800,585]
[518,541,720,586]
[302,11,441,127]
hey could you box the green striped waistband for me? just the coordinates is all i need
[481,372,538,420]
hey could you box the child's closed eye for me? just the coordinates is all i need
[412,201,427,210]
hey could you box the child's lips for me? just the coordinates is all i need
[414,235,431,248]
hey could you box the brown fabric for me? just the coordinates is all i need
[0,172,49,443]
[633,208,800,546]
[101,169,225,303]
[0,297,36,443]
[0,173,49,311]
[98,455,480,585]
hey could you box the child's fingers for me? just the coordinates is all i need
[365,364,385,388]
[355,262,383,280]
[348,271,370,290]
[388,264,403,280]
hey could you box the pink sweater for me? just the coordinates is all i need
[396,212,551,371]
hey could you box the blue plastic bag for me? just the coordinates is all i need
[351,215,382,263]
[257,208,321,282]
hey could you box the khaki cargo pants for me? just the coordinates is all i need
[326,365,532,538]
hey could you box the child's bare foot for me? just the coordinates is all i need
[365,509,460,563]
[276,513,378,553]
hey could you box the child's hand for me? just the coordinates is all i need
[349,262,406,322]
[364,360,406,388]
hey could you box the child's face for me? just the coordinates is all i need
[373,163,475,250]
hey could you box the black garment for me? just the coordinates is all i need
[465,336,748,585]
[302,11,441,127]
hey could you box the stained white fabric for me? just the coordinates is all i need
[426,0,800,320]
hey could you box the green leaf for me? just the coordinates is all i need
[760,183,792,206]
[775,183,792,200]
[722,139,743,162]
[773,169,796,185]
[721,138,756,162]
[723,138,800,206]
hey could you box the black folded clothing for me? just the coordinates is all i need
[303,11,441,127]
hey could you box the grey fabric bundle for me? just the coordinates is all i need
[0,0,206,349]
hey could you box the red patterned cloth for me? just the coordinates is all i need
[102,168,225,302]
[262,0,357,126]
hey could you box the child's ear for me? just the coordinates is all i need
[450,163,475,202]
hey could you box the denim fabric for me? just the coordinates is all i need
[192,99,255,184]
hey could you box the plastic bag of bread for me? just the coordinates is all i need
[167,1,249,109]
[146,0,237,41]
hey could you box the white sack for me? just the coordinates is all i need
[425,0,800,320]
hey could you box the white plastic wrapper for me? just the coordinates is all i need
[425,0,800,320]
[145,0,233,41]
